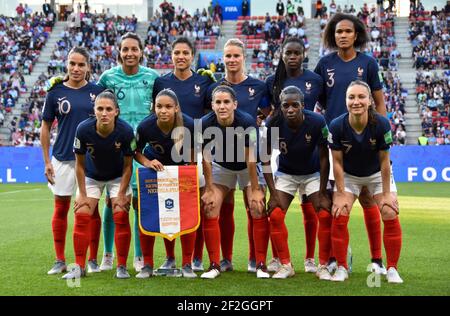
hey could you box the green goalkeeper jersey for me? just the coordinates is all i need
[98,65,159,130]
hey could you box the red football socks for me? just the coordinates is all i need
[73,212,91,269]
[301,202,318,259]
[203,217,221,266]
[317,210,332,266]
[246,208,256,261]
[383,217,402,269]
[193,209,204,260]
[139,231,155,267]
[163,238,176,260]
[113,211,131,267]
[252,217,270,266]
[52,199,71,261]
[269,207,290,264]
[219,202,234,261]
[331,215,350,269]
[363,205,382,260]
[181,232,196,266]
[89,204,101,261]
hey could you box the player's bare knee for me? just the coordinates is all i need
[380,206,397,220]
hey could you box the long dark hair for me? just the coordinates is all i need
[117,32,144,64]
[268,85,304,128]
[347,80,377,126]
[154,88,185,154]
[63,46,91,82]
[271,37,305,106]
[322,13,369,50]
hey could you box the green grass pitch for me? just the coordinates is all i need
[0,183,449,296]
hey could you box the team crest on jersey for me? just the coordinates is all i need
[115,142,122,151]
[90,93,96,102]
[357,67,364,78]
[248,87,255,99]
[305,133,312,144]
[194,84,201,96]
[305,82,312,94]
[143,80,148,85]
[369,137,377,149]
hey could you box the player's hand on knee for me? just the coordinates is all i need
[113,194,130,212]
[332,201,348,218]
[379,193,399,217]
[201,187,217,214]
[250,188,265,215]
[74,196,91,213]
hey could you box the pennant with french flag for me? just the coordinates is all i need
[137,165,200,241]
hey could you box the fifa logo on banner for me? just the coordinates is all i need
[165,199,174,209]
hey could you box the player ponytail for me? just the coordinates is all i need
[347,80,377,126]
[155,89,185,155]
[272,37,305,106]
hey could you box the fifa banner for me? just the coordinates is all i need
[213,0,250,20]
[137,166,200,240]
[390,146,450,182]
[0,146,449,183]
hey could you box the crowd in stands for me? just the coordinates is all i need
[409,2,449,70]
[382,71,408,145]
[417,70,450,145]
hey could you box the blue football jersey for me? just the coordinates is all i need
[136,113,195,165]
[201,109,258,171]
[265,70,324,111]
[314,52,383,124]
[328,113,393,177]
[74,117,135,181]
[267,110,329,175]
[207,77,271,119]
[152,71,213,119]
[42,82,104,161]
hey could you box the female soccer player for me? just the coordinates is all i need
[328,80,402,283]
[314,13,388,274]
[262,86,332,280]
[134,89,197,278]
[266,36,325,274]
[62,90,135,279]
[151,37,214,272]
[41,47,104,275]
[98,32,159,273]
[200,85,268,279]
[207,39,271,273]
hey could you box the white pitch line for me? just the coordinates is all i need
[0,188,42,195]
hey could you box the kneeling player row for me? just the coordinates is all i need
[60,82,402,283]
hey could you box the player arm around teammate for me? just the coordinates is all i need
[41,47,104,275]
[62,90,135,280]
[134,89,198,279]
[328,81,402,283]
